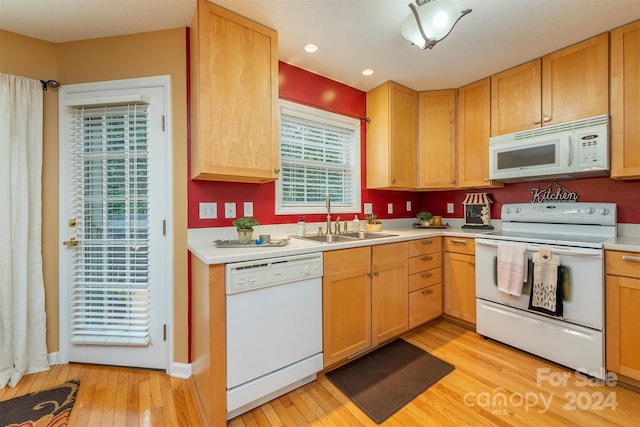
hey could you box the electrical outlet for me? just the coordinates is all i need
[199,202,217,219]
[224,202,237,219]
[406,201,412,212]
[364,203,373,215]
[243,202,254,217]
[387,203,393,214]
[447,203,455,214]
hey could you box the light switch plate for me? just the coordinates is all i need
[406,201,412,212]
[224,202,237,219]
[364,203,373,215]
[199,202,217,219]
[447,203,454,214]
[243,202,254,217]
[387,203,393,214]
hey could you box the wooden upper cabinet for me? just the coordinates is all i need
[190,0,280,182]
[491,59,542,136]
[366,81,417,190]
[611,20,640,180]
[491,33,609,136]
[457,78,502,188]
[417,90,457,190]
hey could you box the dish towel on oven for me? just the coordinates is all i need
[497,243,528,296]
[529,246,564,316]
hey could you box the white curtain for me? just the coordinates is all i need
[0,73,50,388]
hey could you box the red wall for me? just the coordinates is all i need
[424,177,640,224]
[188,62,640,228]
[188,62,422,228]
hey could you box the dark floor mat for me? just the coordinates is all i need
[325,339,454,424]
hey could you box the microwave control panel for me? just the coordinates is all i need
[575,126,608,170]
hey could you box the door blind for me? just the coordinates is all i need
[69,102,151,346]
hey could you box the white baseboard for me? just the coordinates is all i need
[48,352,59,366]
[170,362,192,379]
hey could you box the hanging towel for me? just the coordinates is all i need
[496,243,528,296]
[529,246,564,316]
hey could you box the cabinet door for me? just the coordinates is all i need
[372,243,408,345]
[322,266,372,367]
[191,0,279,182]
[490,59,542,136]
[457,78,501,188]
[366,81,417,189]
[541,33,609,126]
[611,20,640,180]
[606,275,640,380]
[444,252,476,324]
[417,90,457,189]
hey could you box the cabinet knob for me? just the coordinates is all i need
[542,116,552,122]
[422,256,432,261]
[533,119,541,124]
[422,288,434,295]
[421,272,432,279]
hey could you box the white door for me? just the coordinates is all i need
[59,78,169,370]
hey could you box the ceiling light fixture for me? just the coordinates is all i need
[304,43,318,53]
[362,69,374,76]
[401,0,472,50]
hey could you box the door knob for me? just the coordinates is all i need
[63,237,79,247]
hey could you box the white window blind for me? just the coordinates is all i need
[69,102,152,346]
[277,100,361,214]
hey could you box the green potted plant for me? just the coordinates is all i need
[233,217,259,244]
[365,213,382,232]
[417,211,433,226]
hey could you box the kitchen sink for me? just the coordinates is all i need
[294,232,398,244]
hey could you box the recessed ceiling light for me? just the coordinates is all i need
[362,69,374,76]
[304,43,318,53]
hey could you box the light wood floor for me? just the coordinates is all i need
[2,319,639,426]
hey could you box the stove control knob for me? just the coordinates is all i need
[585,207,595,214]
[505,208,512,214]
[515,208,522,213]
[600,208,609,215]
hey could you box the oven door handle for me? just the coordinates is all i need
[476,239,602,257]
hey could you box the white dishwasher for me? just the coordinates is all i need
[225,252,323,420]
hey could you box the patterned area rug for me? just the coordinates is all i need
[326,339,454,424]
[0,380,79,427]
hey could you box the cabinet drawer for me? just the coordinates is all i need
[444,236,475,255]
[408,252,442,275]
[409,267,441,292]
[606,250,640,279]
[372,242,408,265]
[409,283,442,328]
[408,237,442,257]
[324,247,371,275]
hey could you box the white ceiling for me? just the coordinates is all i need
[1,0,639,91]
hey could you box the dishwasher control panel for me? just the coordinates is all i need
[226,253,323,294]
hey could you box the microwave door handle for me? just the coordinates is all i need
[566,135,573,167]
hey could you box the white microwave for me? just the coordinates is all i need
[489,115,609,182]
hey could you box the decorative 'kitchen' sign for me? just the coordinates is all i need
[530,182,579,203]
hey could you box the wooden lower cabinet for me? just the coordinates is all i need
[443,237,476,324]
[323,243,408,367]
[606,250,640,382]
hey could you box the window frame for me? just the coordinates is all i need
[275,99,362,215]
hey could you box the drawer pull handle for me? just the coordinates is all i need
[622,255,640,263]
[373,271,380,276]
[421,240,433,245]
[450,239,467,244]
[422,288,434,296]
[421,272,432,279]
[422,256,433,261]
